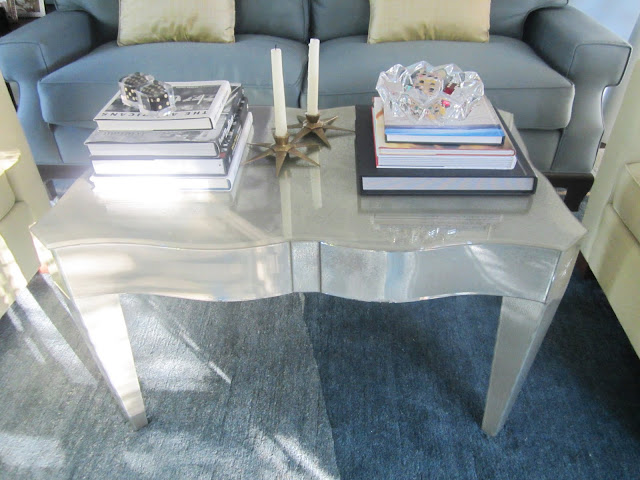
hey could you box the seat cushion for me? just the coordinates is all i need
[38,35,308,128]
[612,162,640,243]
[314,35,574,129]
[587,204,640,358]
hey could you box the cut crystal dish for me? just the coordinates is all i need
[376,62,484,124]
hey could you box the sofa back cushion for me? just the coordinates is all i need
[491,0,568,38]
[236,0,308,42]
[54,0,571,44]
[54,0,119,41]
[55,0,309,43]
[310,0,569,41]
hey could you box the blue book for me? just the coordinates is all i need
[382,96,505,145]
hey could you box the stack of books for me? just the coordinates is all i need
[86,80,253,191]
[355,96,537,195]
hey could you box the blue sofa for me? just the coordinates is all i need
[0,0,631,206]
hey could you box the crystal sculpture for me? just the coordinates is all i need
[376,62,484,123]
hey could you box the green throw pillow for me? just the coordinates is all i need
[118,0,235,46]
[367,0,491,44]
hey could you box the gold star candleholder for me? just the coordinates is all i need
[244,133,320,177]
[290,113,354,147]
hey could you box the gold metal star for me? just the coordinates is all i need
[289,113,354,147]
[244,134,320,177]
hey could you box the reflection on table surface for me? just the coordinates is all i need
[32,106,584,253]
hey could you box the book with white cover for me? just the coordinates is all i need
[93,80,232,131]
[373,98,516,170]
[90,98,249,175]
[85,100,248,157]
[90,112,253,192]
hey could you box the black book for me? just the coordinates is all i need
[355,105,538,196]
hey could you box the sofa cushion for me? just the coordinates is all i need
[38,36,308,128]
[54,0,120,41]
[311,0,369,41]
[367,0,490,44]
[55,0,309,43]
[310,0,568,41]
[490,0,568,38]
[236,0,309,42]
[612,162,640,243]
[0,150,18,220]
[117,0,235,46]
[314,35,573,129]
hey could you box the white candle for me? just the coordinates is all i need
[271,47,288,137]
[307,38,320,115]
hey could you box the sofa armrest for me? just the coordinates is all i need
[523,6,632,173]
[524,6,630,86]
[0,11,94,164]
[0,11,94,82]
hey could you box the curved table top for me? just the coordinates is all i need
[32,106,585,254]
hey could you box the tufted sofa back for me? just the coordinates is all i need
[53,0,569,45]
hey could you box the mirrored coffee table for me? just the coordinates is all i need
[31,106,586,436]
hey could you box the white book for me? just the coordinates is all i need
[90,100,249,175]
[93,80,232,131]
[90,112,253,192]
[86,94,247,157]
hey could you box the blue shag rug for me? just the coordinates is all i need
[1,267,639,479]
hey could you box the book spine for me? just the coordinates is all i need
[89,155,227,176]
[206,81,232,131]
[215,98,250,171]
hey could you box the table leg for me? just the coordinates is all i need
[482,246,578,436]
[482,296,559,436]
[72,294,148,429]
